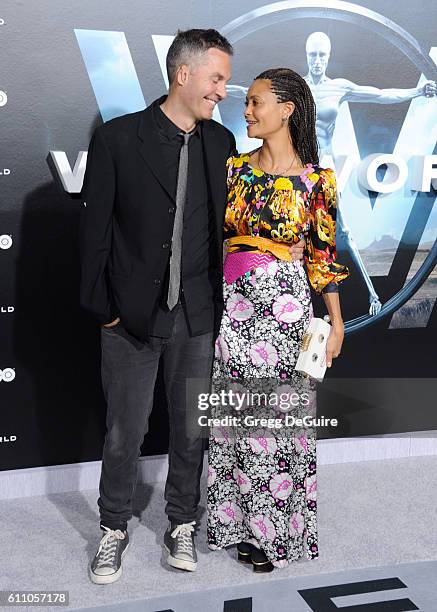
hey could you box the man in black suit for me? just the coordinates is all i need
[80,28,237,584]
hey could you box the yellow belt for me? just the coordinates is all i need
[225,235,293,262]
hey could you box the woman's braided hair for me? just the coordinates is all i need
[255,68,319,166]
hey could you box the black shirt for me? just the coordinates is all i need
[148,100,212,337]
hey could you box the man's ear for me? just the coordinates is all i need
[176,64,190,87]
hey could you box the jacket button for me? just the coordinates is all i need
[162,242,170,249]
[153,278,161,286]
[168,207,175,214]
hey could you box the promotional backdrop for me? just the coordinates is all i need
[1,0,436,471]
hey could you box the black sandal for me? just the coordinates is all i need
[237,542,274,573]
[250,547,274,573]
[237,541,253,565]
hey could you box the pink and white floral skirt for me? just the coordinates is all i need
[207,257,318,567]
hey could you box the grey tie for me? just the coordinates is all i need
[167,131,193,310]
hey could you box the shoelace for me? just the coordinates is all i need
[171,521,196,554]
[95,527,126,567]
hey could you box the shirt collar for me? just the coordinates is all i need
[153,97,201,141]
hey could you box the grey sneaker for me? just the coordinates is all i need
[163,521,197,571]
[89,526,130,584]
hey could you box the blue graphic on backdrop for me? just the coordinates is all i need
[74,29,145,122]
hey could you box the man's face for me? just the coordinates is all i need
[182,48,232,121]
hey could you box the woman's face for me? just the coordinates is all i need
[244,79,294,139]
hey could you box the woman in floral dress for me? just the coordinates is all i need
[207,68,349,570]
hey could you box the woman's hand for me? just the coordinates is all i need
[326,323,344,368]
[288,238,305,261]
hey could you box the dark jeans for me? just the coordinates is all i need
[97,303,214,532]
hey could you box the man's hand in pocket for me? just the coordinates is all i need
[102,317,120,328]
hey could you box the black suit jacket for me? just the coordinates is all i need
[79,97,236,342]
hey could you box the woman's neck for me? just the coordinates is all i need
[256,134,303,173]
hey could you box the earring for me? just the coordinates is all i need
[282,116,288,124]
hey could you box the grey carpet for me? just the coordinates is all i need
[63,560,437,611]
[1,456,436,611]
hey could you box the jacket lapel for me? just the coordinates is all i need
[137,102,229,229]
[137,101,175,202]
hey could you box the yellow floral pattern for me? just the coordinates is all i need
[273,177,294,191]
[224,153,349,294]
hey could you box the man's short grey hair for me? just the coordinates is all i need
[166,28,233,85]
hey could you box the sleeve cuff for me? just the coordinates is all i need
[321,282,339,294]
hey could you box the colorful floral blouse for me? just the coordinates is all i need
[223,152,349,294]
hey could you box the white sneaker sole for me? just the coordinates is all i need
[89,542,130,585]
[163,544,197,572]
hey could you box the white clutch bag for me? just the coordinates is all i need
[295,316,331,382]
